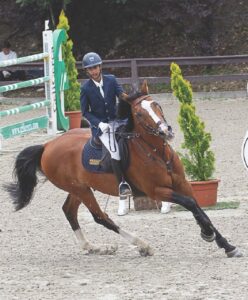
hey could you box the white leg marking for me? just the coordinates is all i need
[74,228,91,250]
[74,229,118,255]
[119,228,154,256]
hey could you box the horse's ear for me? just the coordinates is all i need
[141,80,149,95]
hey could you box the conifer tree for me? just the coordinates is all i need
[57,10,80,111]
[170,63,215,181]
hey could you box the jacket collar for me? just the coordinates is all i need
[89,77,104,100]
[90,75,110,100]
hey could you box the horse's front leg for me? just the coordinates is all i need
[154,186,242,258]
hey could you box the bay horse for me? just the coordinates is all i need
[6,81,242,258]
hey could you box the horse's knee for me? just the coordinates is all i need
[91,213,120,234]
[171,192,197,211]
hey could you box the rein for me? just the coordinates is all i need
[134,136,174,173]
[117,128,174,173]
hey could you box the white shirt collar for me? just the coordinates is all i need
[92,78,103,88]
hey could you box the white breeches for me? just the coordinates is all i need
[99,121,120,160]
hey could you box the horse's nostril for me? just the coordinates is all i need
[168,131,175,140]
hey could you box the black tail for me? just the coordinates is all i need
[4,145,44,211]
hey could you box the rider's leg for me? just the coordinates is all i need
[111,159,131,216]
[99,125,132,195]
[110,159,132,196]
[99,128,132,215]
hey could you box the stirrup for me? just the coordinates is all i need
[119,181,132,196]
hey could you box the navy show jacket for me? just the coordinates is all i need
[80,74,124,137]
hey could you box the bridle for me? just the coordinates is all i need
[132,95,173,140]
[127,94,175,172]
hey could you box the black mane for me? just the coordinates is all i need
[117,92,146,131]
[126,91,145,102]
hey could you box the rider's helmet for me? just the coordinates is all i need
[82,52,102,69]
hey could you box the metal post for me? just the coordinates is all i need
[131,59,139,91]
[43,21,57,135]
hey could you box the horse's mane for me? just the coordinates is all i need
[117,92,146,131]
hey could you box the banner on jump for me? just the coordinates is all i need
[0,116,48,139]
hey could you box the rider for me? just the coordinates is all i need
[80,52,132,216]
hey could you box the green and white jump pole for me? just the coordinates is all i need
[0,21,69,150]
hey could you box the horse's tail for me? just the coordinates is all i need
[5,145,45,211]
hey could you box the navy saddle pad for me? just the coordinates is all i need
[82,133,130,173]
[82,138,111,173]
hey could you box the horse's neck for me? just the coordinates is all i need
[133,124,166,157]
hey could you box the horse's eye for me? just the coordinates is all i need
[154,103,163,112]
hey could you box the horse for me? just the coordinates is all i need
[5,81,242,258]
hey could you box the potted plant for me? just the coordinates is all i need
[57,10,81,129]
[170,63,218,207]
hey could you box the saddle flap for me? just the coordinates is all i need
[82,134,130,174]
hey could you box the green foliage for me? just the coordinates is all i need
[115,0,128,3]
[175,201,240,211]
[57,10,80,111]
[16,0,71,27]
[16,0,71,8]
[170,63,215,181]
[16,0,49,7]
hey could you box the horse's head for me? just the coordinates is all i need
[121,81,174,141]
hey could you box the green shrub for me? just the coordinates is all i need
[57,10,80,111]
[170,62,215,181]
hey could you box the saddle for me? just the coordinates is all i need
[82,125,130,173]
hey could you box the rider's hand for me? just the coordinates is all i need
[2,70,11,78]
[98,122,110,133]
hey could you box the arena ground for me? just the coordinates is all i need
[1,93,248,300]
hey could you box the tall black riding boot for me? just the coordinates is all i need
[111,159,132,196]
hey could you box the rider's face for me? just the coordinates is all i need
[86,65,101,82]
[2,48,10,55]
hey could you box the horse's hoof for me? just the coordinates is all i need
[86,244,118,255]
[201,231,216,242]
[138,245,154,257]
[100,244,118,255]
[226,247,243,258]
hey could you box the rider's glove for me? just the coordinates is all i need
[98,122,110,133]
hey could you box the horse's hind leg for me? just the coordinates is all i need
[62,193,118,255]
[62,194,93,252]
[85,189,154,256]
[155,187,242,258]
[65,188,153,256]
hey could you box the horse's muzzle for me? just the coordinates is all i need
[158,124,175,141]
[167,125,175,141]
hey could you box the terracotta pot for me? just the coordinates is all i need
[190,179,220,207]
[65,111,82,129]
[133,179,220,210]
